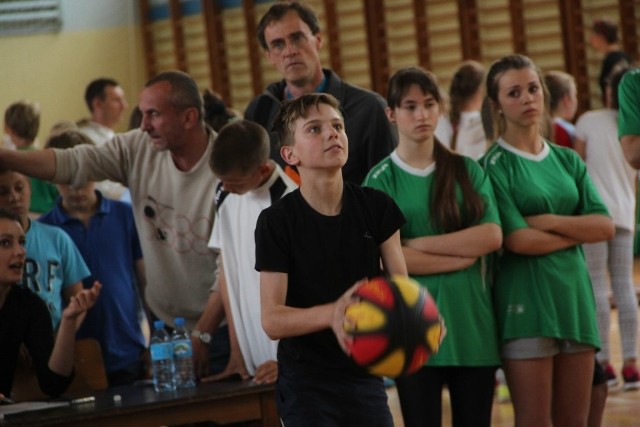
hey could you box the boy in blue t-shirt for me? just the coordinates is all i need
[40,130,146,386]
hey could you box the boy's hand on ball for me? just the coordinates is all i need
[332,278,367,354]
[339,275,444,378]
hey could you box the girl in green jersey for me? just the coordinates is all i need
[482,54,614,427]
[364,67,502,427]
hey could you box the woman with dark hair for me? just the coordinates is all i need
[448,60,487,159]
[0,209,100,400]
[364,66,502,427]
[589,17,631,104]
[202,89,239,132]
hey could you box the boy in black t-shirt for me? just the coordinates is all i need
[254,93,407,426]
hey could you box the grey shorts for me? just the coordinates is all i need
[501,337,594,359]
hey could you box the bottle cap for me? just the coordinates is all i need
[153,320,165,329]
[175,317,185,327]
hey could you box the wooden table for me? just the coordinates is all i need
[0,380,278,427]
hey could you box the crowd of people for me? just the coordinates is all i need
[1,2,639,427]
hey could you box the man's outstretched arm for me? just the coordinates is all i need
[0,148,56,180]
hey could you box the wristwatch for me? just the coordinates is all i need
[191,330,212,344]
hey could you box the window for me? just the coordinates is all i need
[0,0,62,37]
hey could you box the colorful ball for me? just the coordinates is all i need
[343,275,445,378]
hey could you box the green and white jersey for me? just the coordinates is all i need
[364,151,501,366]
[481,139,609,348]
[618,68,640,139]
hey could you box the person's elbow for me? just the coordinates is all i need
[39,372,73,398]
[583,217,615,243]
[261,312,281,341]
[503,234,531,255]
[482,223,503,254]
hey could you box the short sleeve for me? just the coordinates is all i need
[618,70,640,138]
[255,204,291,273]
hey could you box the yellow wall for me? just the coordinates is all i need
[0,25,146,147]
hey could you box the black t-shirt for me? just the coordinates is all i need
[0,286,72,397]
[255,183,405,376]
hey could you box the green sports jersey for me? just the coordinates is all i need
[618,68,640,139]
[481,139,608,348]
[364,152,501,366]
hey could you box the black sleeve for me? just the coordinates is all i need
[24,295,73,397]
[255,204,291,274]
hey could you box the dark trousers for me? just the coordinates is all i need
[276,363,393,427]
[395,365,497,427]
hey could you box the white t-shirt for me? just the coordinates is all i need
[575,109,637,231]
[54,128,220,330]
[455,111,487,160]
[435,115,453,148]
[208,165,297,375]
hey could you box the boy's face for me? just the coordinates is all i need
[218,163,269,195]
[281,103,347,170]
[56,182,97,212]
[95,85,128,126]
[0,172,30,221]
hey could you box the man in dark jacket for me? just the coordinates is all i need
[245,1,395,184]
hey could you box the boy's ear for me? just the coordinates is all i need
[280,145,300,166]
[258,161,272,177]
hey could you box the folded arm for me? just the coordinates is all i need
[402,246,477,275]
[524,214,614,243]
[403,223,502,258]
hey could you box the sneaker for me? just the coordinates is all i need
[495,369,510,403]
[603,363,618,387]
[496,383,511,403]
[622,365,640,391]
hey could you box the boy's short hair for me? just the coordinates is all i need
[209,120,270,176]
[48,120,79,139]
[46,130,95,150]
[593,17,619,44]
[272,93,342,148]
[4,101,40,142]
[84,78,119,112]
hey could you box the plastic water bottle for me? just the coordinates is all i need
[172,317,196,388]
[150,320,176,392]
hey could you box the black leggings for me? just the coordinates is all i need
[395,365,497,427]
